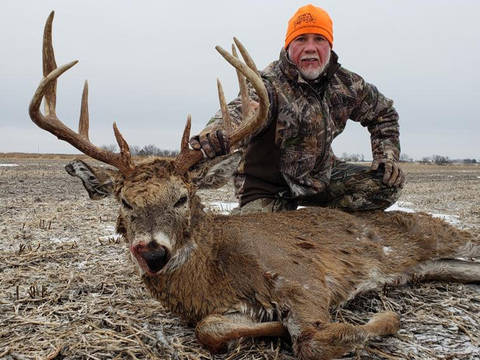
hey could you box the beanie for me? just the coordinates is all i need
[284,4,333,49]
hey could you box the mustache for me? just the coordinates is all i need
[300,55,319,61]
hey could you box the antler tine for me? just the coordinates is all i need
[180,115,192,152]
[113,122,134,171]
[233,37,260,77]
[29,11,136,175]
[173,115,204,175]
[43,11,57,116]
[215,41,269,148]
[232,44,250,120]
[78,80,89,140]
[217,78,232,135]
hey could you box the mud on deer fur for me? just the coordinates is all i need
[29,12,480,360]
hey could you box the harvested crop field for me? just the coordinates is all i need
[1,156,479,360]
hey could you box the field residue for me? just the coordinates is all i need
[1,159,479,359]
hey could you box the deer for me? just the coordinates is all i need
[29,12,480,360]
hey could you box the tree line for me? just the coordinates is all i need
[100,144,179,158]
[416,155,477,165]
[102,145,478,164]
[340,152,478,165]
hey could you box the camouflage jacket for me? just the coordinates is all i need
[205,49,400,205]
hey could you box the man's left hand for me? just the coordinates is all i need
[371,159,405,188]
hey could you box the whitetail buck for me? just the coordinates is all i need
[30,12,480,360]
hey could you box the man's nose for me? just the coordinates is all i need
[304,39,316,52]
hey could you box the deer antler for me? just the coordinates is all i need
[29,11,136,175]
[174,38,269,175]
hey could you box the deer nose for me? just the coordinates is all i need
[132,242,170,274]
[143,248,169,272]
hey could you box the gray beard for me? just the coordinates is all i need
[299,52,331,80]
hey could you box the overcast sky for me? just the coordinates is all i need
[1,0,479,160]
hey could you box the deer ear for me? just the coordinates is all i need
[191,151,243,189]
[65,159,117,200]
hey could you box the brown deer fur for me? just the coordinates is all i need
[66,155,480,360]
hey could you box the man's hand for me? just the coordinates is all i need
[189,126,230,159]
[371,159,405,188]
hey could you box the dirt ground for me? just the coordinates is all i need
[0,156,479,360]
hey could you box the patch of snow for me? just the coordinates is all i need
[396,200,415,207]
[431,213,461,226]
[51,237,79,244]
[0,164,18,167]
[98,234,122,241]
[76,261,89,269]
[208,201,238,214]
[386,202,415,212]
[386,202,461,226]
[103,225,116,232]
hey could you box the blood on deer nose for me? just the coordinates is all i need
[132,242,170,274]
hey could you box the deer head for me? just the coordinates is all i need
[29,11,269,276]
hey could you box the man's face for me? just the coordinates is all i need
[287,33,331,80]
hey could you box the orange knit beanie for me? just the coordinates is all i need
[284,4,333,49]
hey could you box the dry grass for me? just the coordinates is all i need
[0,158,479,359]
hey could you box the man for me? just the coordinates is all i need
[190,4,405,214]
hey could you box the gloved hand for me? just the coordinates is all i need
[371,158,405,188]
[189,126,230,159]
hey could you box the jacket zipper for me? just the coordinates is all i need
[304,61,341,171]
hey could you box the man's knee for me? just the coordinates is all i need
[299,168,403,212]
[335,186,402,212]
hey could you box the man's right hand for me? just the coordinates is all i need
[189,126,230,159]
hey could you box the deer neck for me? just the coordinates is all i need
[142,215,277,324]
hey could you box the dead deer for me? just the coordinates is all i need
[29,12,480,360]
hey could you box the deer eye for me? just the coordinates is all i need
[174,196,188,208]
[121,198,133,210]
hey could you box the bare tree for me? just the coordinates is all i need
[100,144,118,152]
[419,156,431,164]
[399,153,413,163]
[340,152,365,162]
[431,154,451,165]
[129,145,141,156]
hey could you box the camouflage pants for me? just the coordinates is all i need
[230,162,402,215]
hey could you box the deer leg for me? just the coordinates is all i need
[195,313,288,353]
[292,311,400,360]
[417,259,480,283]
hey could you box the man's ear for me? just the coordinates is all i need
[190,151,243,189]
[65,159,117,200]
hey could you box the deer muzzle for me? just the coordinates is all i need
[131,241,171,275]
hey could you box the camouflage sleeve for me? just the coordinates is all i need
[200,78,276,148]
[348,73,401,162]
